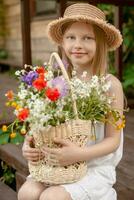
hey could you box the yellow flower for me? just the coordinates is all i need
[16,105,21,110]
[116,124,122,130]
[11,102,17,108]
[10,132,16,139]
[122,115,125,120]
[20,128,26,135]
[122,124,125,128]
[2,125,7,132]
[5,102,10,106]
[123,119,126,124]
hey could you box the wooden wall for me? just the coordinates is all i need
[3,0,57,66]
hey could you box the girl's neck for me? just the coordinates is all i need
[73,65,93,81]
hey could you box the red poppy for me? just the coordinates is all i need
[36,66,46,74]
[32,78,47,90]
[17,108,29,121]
[39,73,45,80]
[46,88,60,101]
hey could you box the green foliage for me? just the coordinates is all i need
[122,64,134,97]
[0,161,15,187]
[0,49,8,59]
[99,4,134,96]
[0,127,24,145]
[98,4,114,23]
[122,7,134,96]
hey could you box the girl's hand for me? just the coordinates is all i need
[41,138,86,167]
[22,135,44,165]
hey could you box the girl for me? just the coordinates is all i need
[18,3,124,200]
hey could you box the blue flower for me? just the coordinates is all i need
[21,71,38,86]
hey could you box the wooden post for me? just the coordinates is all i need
[20,0,32,66]
[114,5,123,81]
[59,0,67,16]
[88,0,97,6]
[30,0,36,18]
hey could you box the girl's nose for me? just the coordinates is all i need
[74,39,82,49]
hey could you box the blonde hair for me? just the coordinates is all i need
[59,22,108,77]
[92,24,108,75]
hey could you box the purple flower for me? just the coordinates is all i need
[53,60,69,70]
[21,71,38,86]
[51,76,69,97]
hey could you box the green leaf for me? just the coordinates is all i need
[0,133,9,144]
[123,79,134,89]
[10,132,24,144]
[0,129,3,135]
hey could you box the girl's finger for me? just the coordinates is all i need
[25,154,44,162]
[47,158,60,166]
[24,152,43,158]
[53,138,70,146]
[24,149,43,154]
[42,147,59,155]
[29,161,39,166]
[23,146,41,153]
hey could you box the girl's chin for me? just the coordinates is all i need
[71,60,91,67]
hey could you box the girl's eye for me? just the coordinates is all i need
[83,36,94,40]
[66,36,75,40]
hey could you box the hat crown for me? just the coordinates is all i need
[64,3,106,21]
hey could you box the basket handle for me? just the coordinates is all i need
[48,52,78,120]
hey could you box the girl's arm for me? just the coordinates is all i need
[81,74,124,161]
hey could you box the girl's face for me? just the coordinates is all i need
[62,22,96,69]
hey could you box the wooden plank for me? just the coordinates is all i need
[0,181,17,200]
[0,143,29,175]
[116,169,134,190]
[115,181,134,200]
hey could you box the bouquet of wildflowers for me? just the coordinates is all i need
[0,52,126,184]
[0,52,125,145]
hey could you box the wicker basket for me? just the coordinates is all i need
[28,52,92,185]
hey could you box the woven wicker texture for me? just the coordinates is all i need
[29,119,91,184]
[28,53,92,184]
[47,3,123,51]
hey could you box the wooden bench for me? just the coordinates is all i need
[0,143,29,192]
[0,181,17,200]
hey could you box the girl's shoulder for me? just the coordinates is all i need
[105,73,123,93]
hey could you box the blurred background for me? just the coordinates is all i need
[0,1,134,200]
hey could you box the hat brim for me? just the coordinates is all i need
[47,16,123,51]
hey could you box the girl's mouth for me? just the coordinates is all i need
[71,52,88,57]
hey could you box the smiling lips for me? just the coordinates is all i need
[71,52,88,57]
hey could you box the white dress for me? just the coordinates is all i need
[61,122,123,200]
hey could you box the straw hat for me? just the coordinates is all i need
[47,3,123,51]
